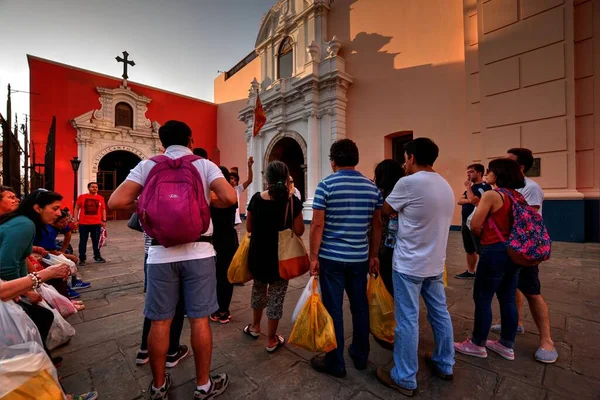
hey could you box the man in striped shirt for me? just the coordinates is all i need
[309,139,383,378]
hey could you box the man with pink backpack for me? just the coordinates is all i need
[108,120,236,400]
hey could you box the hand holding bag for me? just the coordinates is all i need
[278,198,310,280]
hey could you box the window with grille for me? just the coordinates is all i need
[115,102,133,128]
[277,37,293,79]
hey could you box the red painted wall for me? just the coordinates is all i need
[28,55,218,207]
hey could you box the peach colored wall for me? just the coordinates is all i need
[465,0,585,200]
[575,0,599,199]
[214,57,261,214]
[328,0,469,226]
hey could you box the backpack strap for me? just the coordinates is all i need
[487,218,506,244]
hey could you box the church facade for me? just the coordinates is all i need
[214,0,600,243]
[28,55,217,218]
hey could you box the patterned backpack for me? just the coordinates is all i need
[489,188,551,266]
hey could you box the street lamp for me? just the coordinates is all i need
[70,156,81,210]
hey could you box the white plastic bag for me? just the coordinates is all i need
[38,284,77,318]
[0,342,66,399]
[39,300,75,350]
[0,299,43,347]
[41,253,77,275]
[291,276,321,323]
[466,207,477,230]
[99,227,107,248]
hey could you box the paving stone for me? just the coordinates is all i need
[571,356,599,379]
[494,377,546,400]
[60,369,94,397]
[115,273,143,285]
[543,365,600,400]
[79,277,120,292]
[66,311,85,326]
[565,317,600,359]
[347,390,384,400]
[58,340,121,376]
[244,362,353,400]
[82,293,145,321]
[90,352,142,399]
[80,297,109,310]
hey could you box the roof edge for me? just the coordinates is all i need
[26,54,216,106]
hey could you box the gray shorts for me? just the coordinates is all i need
[145,257,218,320]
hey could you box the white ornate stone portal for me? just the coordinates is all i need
[70,85,163,193]
[238,0,353,220]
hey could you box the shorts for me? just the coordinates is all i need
[461,223,480,254]
[518,265,541,295]
[145,257,218,320]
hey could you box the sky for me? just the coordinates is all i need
[0,0,275,126]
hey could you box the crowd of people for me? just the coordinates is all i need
[0,117,555,399]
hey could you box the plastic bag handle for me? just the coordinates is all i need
[312,275,318,293]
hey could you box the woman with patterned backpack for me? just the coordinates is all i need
[454,158,551,361]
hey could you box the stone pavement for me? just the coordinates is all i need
[57,221,600,400]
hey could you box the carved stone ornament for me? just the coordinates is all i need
[327,35,342,57]
[307,41,320,63]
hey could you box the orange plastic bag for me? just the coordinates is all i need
[288,277,337,353]
[227,233,252,284]
[443,263,448,287]
[367,274,395,344]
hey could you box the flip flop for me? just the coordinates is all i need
[266,335,285,353]
[243,324,259,339]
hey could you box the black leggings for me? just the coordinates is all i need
[18,300,54,356]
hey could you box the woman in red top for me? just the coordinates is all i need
[454,158,525,361]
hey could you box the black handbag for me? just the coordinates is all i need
[127,212,143,233]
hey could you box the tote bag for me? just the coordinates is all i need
[278,198,310,280]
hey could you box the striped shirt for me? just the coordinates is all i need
[313,169,383,262]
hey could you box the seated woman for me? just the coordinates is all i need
[33,209,90,299]
[0,269,98,400]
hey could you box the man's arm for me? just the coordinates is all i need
[60,231,72,253]
[382,201,396,216]
[73,203,80,224]
[242,157,254,190]
[310,209,325,262]
[210,178,237,207]
[101,205,107,227]
[466,184,480,205]
[108,181,143,212]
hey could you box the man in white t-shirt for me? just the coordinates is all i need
[492,148,558,364]
[377,138,455,396]
[108,121,236,400]
[229,157,254,242]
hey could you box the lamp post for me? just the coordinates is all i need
[70,157,81,210]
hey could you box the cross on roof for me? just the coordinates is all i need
[115,51,135,81]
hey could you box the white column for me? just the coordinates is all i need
[303,110,320,220]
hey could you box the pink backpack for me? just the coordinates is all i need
[489,188,552,266]
[137,155,210,248]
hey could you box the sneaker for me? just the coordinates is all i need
[78,260,86,267]
[490,324,525,335]
[148,373,172,399]
[218,312,231,324]
[310,355,347,378]
[485,340,515,360]
[166,345,189,368]
[194,373,230,399]
[209,312,220,322]
[71,392,98,400]
[454,338,487,358]
[94,256,106,263]
[67,288,81,299]
[455,270,476,279]
[135,349,149,365]
[72,279,91,290]
[535,347,558,364]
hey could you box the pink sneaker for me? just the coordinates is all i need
[454,338,487,358]
[485,340,515,360]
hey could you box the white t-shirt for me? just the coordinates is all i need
[518,177,544,215]
[126,145,223,264]
[293,187,301,201]
[234,184,244,224]
[385,171,455,278]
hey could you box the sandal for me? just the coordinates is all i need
[243,324,259,339]
[266,335,285,353]
[73,303,85,311]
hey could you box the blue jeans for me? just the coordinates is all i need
[472,242,521,348]
[319,257,370,374]
[78,224,101,262]
[391,271,455,390]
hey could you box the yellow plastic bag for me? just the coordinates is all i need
[227,233,252,284]
[367,274,395,344]
[288,277,337,353]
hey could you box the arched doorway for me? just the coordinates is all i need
[97,150,141,220]
[267,137,305,202]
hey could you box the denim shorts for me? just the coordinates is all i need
[144,257,218,320]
